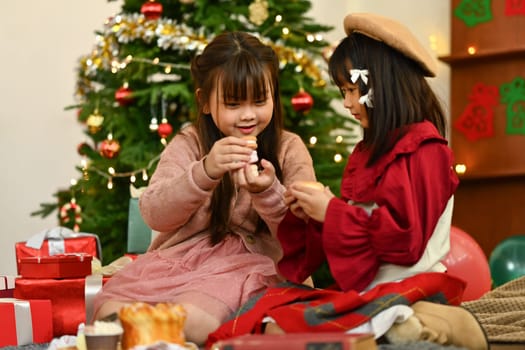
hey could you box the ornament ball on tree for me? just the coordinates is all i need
[291,89,314,113]
[158,122,173,139]
[100,139,121,159]
[86,111,104,134]
[115,86,134,106]
[141,0,163,20]
[77,142,93,156]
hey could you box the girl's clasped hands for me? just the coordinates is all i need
[204,135,277,194]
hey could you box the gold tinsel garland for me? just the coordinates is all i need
[75,13,325,100]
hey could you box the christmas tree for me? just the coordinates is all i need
[33,0,358,281]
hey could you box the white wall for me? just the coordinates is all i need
[0,1,449,275]
[0,1,122,274]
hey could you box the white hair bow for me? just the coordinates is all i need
[359,88,374,108]
[350,69,369,85]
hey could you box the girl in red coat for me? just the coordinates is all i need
[207,13,488,350]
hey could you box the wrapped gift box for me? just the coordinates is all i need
[0,298,53,347]
[1,275,16,297]
[18,253,93,279]
[16,227,101,274]
[15,276,109,337]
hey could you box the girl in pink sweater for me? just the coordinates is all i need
[93,31,316,345]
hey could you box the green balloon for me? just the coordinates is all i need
[489,235,525,287]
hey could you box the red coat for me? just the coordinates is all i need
[278,121,459,292]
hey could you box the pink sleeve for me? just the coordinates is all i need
[139,130,220,233]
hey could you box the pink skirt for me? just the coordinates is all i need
[93,234,282,322]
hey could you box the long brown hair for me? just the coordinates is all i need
[190,31,284,244]
[329,33,447,166]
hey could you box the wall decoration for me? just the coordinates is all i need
[454,0,493,27]
[500,76,525,135]
[454,83,499,141]
[505,0,525,15]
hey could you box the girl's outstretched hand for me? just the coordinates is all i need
[284,188,309,222]
[287,181,334,222]
[204,136,253,179]
[233,159,275,193]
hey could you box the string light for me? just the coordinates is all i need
[73,11,348,195]
[85,152,161,189]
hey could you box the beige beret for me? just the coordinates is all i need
[343,13,437,77]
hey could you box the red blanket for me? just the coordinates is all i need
[206,272,465,348]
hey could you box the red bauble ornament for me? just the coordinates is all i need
[158,122,173,138]
[291,89,314,113]
[115,86,134,106]
[141,0,163,20]
[99,139,121,159]
[77,142,92,156]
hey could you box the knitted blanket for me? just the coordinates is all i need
[462,276,525,343]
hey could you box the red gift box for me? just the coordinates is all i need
[0,298,53,347]
[18,253,93,279]
[15,276,109,337]
[1,275,16,297]
[16,227,101,274]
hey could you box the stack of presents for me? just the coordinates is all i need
[1,197,152,347]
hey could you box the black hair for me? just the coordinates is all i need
[329,33,446,166]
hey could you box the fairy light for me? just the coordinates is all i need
[335,135,343,143]
[70,178,78,186]
[334,153,343,163]
[309,136,317,145]
[467,46,477,55]
[111,60,119,73]
[282,27,290,36]
[455,164,467,174]
[275,15,282,23]
[149,117,159,131]
[429,34,438,52]
[306,34,315,43]
[85,152,161,188]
